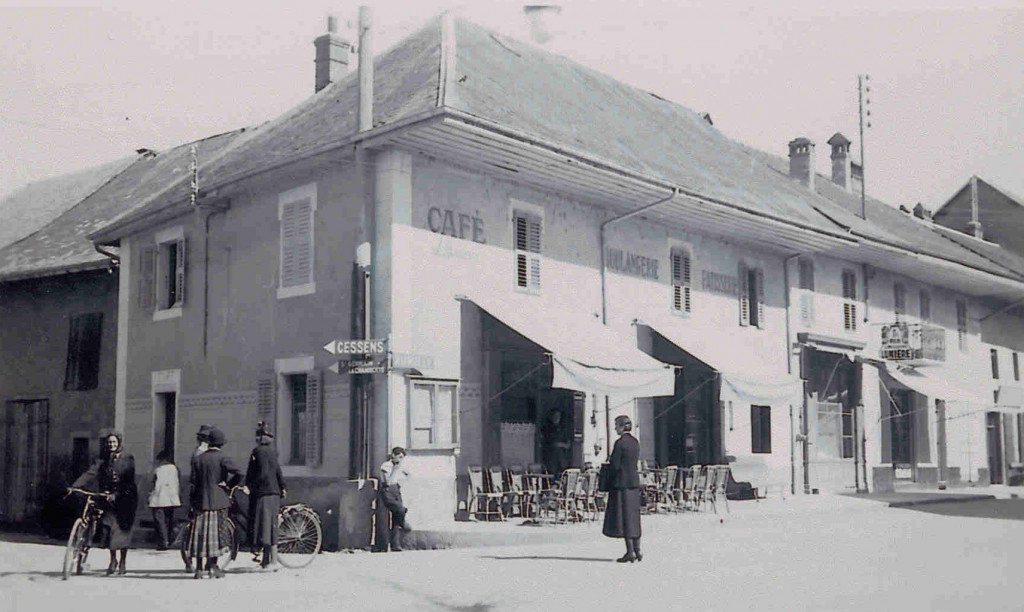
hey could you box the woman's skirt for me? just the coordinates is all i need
[189,509,231,559]
[250,494,280,548]
[602,488,641,539]
[96,510,134,550]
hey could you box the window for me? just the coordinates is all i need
[139,226,187,318]
[1014,352,1020,382]
[841,403,854,459]
[64,313,102,391]
[278,183,317,299]
[816,402,853,459]
[671,248,692,315]
[919,290,931,323]
[750,405,771,453]
[287,374,308,465]
[266,361,323,468]
[739,263,765,329]
[893,283,906,322]
[956,300,968,351]
[841,270,858,332]
[513,209,542,293]
[798,258,815,326]
[408,379,460,449]
[991,349,1000,380]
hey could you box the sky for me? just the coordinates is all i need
[1,0,1022,210]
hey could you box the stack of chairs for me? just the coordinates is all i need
[468,466,504,521]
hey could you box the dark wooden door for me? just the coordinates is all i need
[987,412,1004,485]
[2,400,49,521]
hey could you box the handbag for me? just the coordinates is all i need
[598,462,613,492]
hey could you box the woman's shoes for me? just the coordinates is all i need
[116,563,127,575]
[106,561,117,575]
[615,553,637,563]
[635,551,643,562]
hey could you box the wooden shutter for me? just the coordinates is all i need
[281,198,313,288]
[304,369,323,467]
[800,292,815,326]
[738,263,750,327]
[893,283,905,320]
[256,372,277,435]
[138,246,156,310]
[175,238,187,306]
[672,251,692,314]
[844,303,858,331]
[755,268,765,329]
[514,213,542,291]
[920,291,931,322]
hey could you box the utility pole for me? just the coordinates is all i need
[858,74,871,220]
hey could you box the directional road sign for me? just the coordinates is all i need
[323,339,387,355]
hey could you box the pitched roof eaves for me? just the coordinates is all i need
[0,258,112,283]
[444,107,854,244]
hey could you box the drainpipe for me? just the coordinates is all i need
[599,188,677,456]
[94,244,120,267]
[783,252,800,496]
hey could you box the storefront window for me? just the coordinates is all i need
[409,379,459,449]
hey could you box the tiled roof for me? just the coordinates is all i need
[0,156,136,250]
[0,131,243,280]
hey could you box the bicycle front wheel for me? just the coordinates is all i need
[62,519,86,580]
[180,516,238,570]
[275,509,322,568]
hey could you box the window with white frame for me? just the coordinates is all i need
[893,283,906,322]
[139,227,186,317]
[841,270,858,332]
[670,247,692,316]
[739,263,765,329]
[513,208,542,293]
[919,290,931,323]
[956,299,968,352]
[798,257,815,326]
[265,359,323,468]
[408,378,460,449]
[278,183,317,299]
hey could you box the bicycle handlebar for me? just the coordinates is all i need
[65,488,111,499]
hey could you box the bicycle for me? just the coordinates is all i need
[179,486,322,571]
[62,488,109,580]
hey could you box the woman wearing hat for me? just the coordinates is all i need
[188,427,243,579]
[70,430,138,575]
[602,415,643,563]
[245,421,286,569]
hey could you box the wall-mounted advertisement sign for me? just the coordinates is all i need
[605,248,659,280]
[880,323,946,362]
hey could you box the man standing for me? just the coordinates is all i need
[245,422,286,569]
[374,447,412,552]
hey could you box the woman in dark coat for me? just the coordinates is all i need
[245,421,286,569]
[188,427,243,579]
[602,415,642,563]
[71,430,138,575]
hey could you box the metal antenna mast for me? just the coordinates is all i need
[858,75,871,219]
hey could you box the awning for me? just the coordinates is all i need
[877,362,992,405]
[997,385,1024,413]
[458,294,676,398]
[641,320,803,406]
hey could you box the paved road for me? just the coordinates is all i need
[3,495,1022,612]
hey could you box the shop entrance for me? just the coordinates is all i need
[986,412,1004,485]
[889,389,915,470]
[803,347,861,489]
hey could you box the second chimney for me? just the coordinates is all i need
[827,133,852,192]
[314,16,351,93]
[788,137,815,191]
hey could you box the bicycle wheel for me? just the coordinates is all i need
[62,519,85,580]
[275,509,321,568]
[218,517,238,570]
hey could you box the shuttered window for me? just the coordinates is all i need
[842,270,858,332]
[138,246,156,310]
[919,290,931,323]
[739,263,765,329]
[257,371,277,433]
[155,238,186,310]
[956,300,968,351]
[893,283,906,322]
[671,249,691,315]
[798,258,815,326]
[64,313,103,391]
[513,211,542,293]
[277,183,318,299]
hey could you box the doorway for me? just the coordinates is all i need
[2,400,49,521]
[889,389,915,470]
[154,392,177,462]
[987,412,1004,485]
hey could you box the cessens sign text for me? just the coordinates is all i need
[335,340,386,354]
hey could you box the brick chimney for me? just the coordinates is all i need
[788,137,815,191]
[827,133,852,192]
[314,15,351,93]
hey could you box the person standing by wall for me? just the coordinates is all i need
[70,430,138,575]
[148,450,181,550]
[541,409,571,479]
[245,422,286,569]
[374,447,412,552]
[602,415,642,563]
[188,427,243,579]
